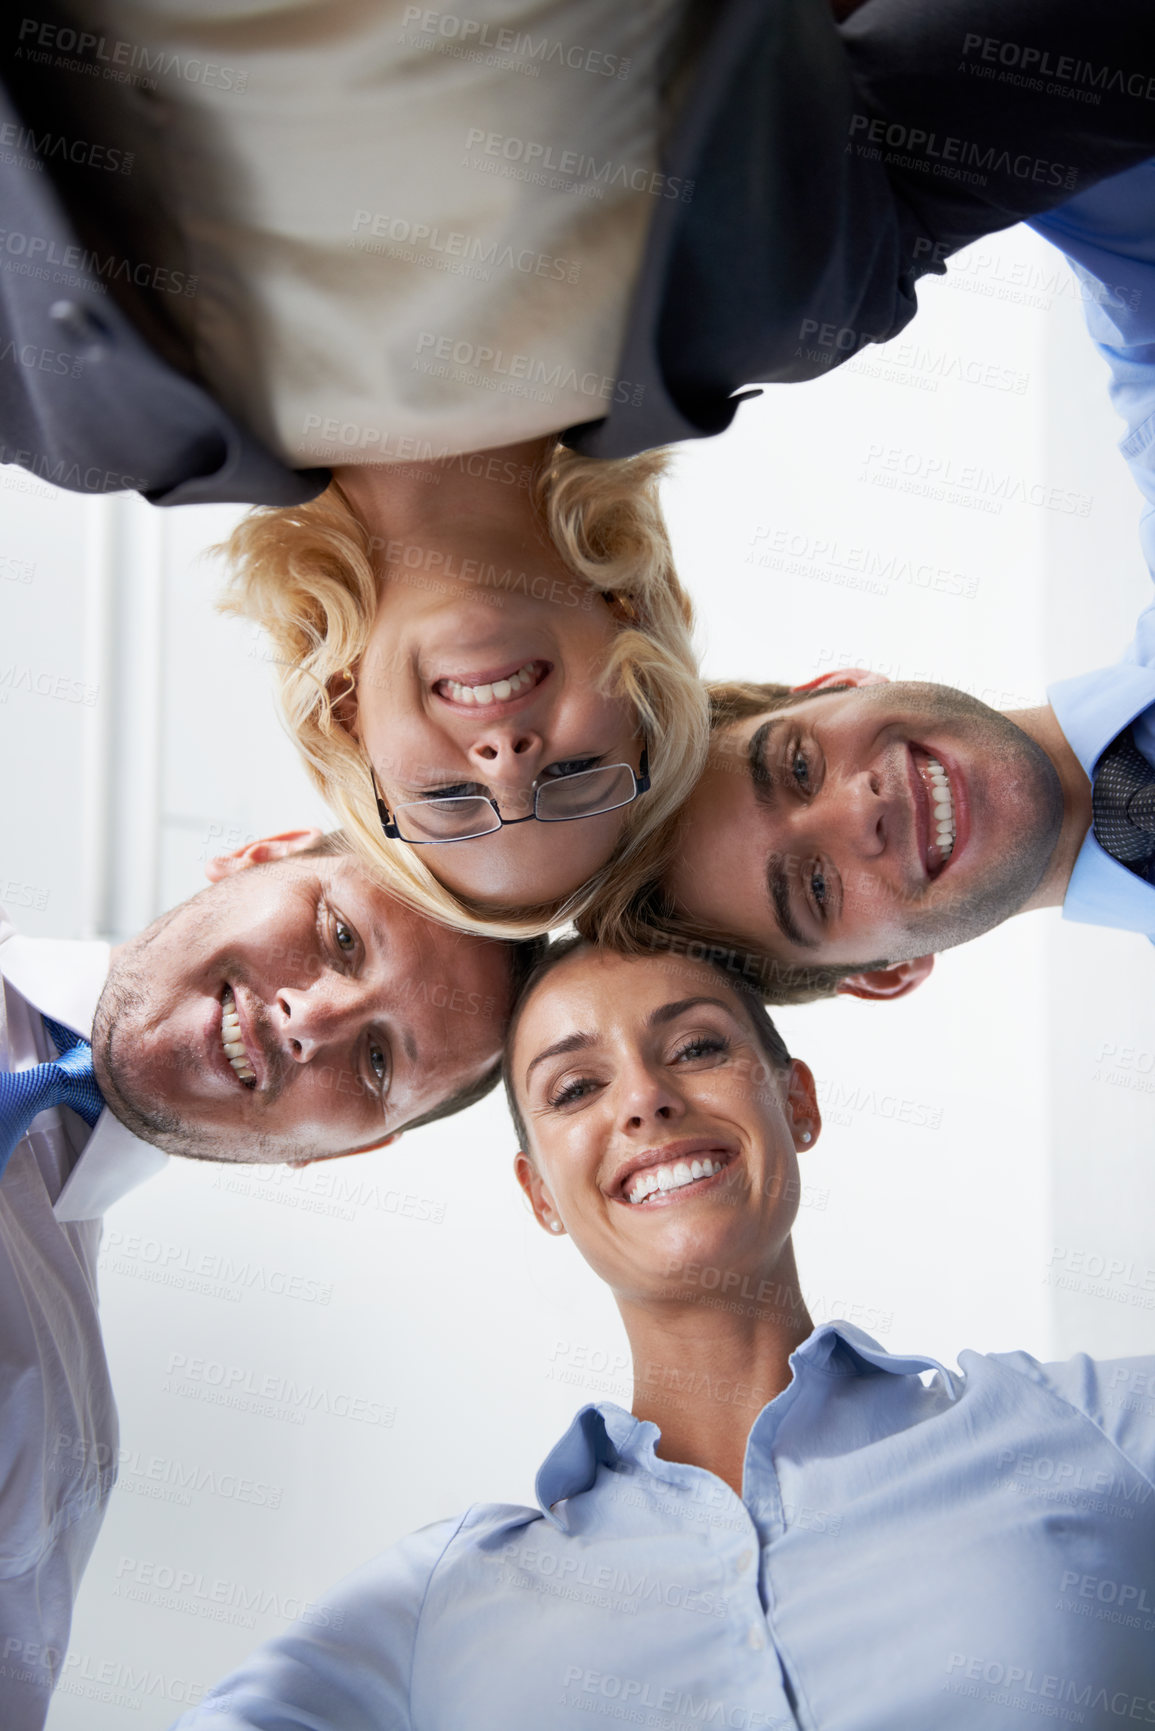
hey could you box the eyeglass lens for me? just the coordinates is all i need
[393,763,637,840]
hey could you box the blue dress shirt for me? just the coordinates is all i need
[171,1322,1155,1730]
[1031,164,1155,937]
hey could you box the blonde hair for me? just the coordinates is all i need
[219,445,708,939]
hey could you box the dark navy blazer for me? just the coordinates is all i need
[2,0,1153,504]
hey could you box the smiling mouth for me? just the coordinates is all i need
[433,659,548,707]
[914,751,956,878]
[619,1146,736,1206]
[220,986,256,1089]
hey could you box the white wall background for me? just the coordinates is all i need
[1,220,1152,1728]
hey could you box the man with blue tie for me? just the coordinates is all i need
[614,160,1155,1004]
[0,827,534,1731]
[1030,162,1155,936]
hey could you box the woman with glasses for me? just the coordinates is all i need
[172,937,1155,1731]
[224,437,706,937]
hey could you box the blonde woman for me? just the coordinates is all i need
[223,434,707,938]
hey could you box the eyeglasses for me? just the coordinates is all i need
[371,746,650,844]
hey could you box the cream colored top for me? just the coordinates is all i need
[81,0,690,464]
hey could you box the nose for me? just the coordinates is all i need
[274,981,358,1062]
[816,768,887,861]
[466,726,545,806]
[616,1059,687,1136]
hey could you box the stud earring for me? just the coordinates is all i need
[549,1220,563,1234]
[801,1130,812,1145]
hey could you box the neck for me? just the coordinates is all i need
[617,1242,812,1495]
[333,435,555,546]
[1005,705,1093,911]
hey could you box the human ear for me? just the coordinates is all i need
[785,1059,821,1150]
[791,667,890,695]
[327,667,359,736]
[204,828,325,883]
[514,1151,564,1235]
[835,955,935,1001]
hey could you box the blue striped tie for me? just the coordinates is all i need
[0,1016,104,1181]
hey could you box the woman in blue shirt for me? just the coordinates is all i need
[173,939,1155,1730]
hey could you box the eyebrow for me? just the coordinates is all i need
[524,1030,596,1083]
[747,721,821,953]
[748,719,782,808]
[648,996,736,1027]
[766,856,819,952]
[522,996,741,1084]
[357,904,418,1067]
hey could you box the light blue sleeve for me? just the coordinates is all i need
[168,1516,464,1731]
[1075,285,1155,649]
[1001,1349,1155,1487]
[1031,165,1155,668]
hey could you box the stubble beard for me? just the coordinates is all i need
[91,899,229,1158]
[879,682,1065,962]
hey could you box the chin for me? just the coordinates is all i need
[99,1042,196,1148]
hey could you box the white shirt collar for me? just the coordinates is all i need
[0,913,168,1220]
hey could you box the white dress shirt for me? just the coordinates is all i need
[0,908,165,1731]
[72,0,692,468]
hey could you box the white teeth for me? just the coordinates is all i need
[442,661,538,706]
[221,987,256,1086]
[625,1157,725,1203]
[921,754,955,861]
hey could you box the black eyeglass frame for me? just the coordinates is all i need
[370,745,651,845]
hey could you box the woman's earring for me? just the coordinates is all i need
[325,667,356,724]
[800,1130,812,1145]
[603,590,638,624]
[549,1220,563,1234]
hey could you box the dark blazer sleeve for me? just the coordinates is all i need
[565,0,1155,460]
[0,11,327,508]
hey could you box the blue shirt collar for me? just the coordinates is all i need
[1048,665,1155,935]
[1048,662,1155,780]
[534,1322,947,1525]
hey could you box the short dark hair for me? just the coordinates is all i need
[298,830,357,859]
[594,886,885,1006]
[706,679,800,728]
[502,935,791,1154]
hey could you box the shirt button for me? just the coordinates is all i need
[49,301,111,360]
[748,1626,767,1651]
